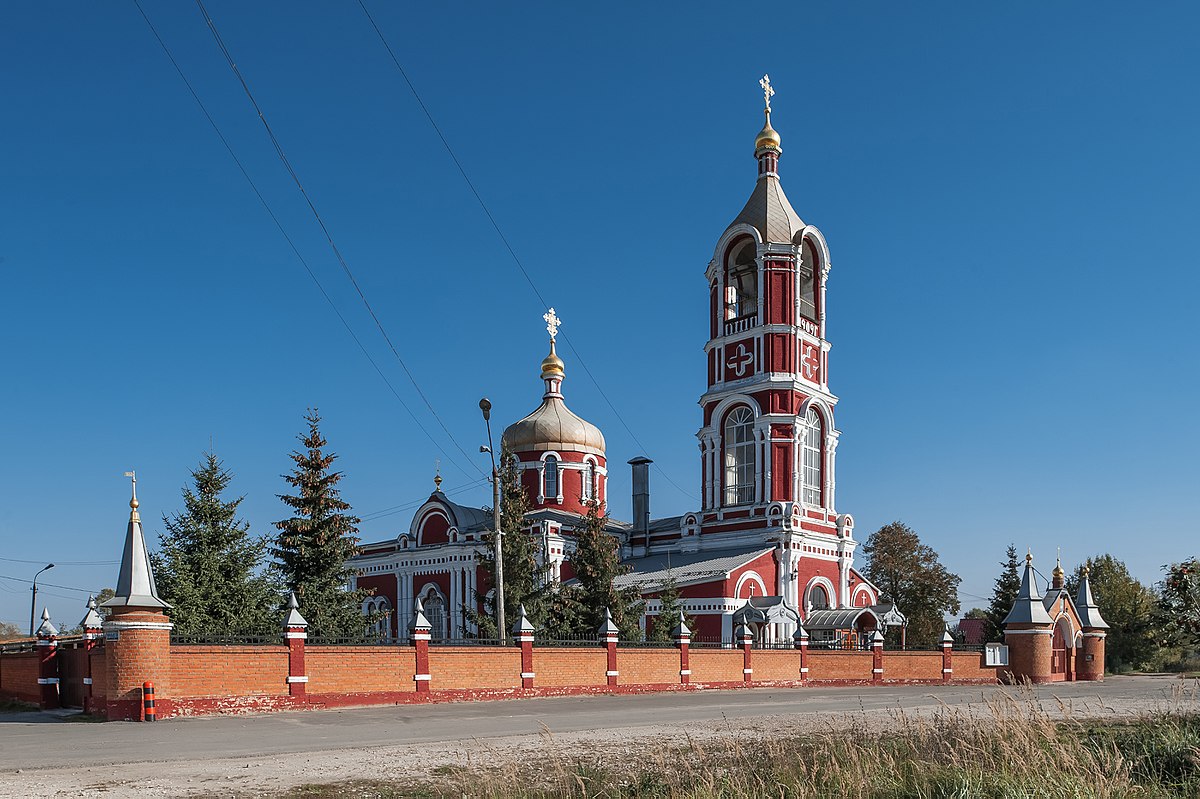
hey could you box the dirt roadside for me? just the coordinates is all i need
[3,678,1195,798]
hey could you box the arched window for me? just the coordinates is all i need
[543,455,559,499]
[582,460,596,502]
[799,240,818,321]
[723,406,756,506]
[803,408,824,506]
[809,584,830,610]
[725,240,758,320]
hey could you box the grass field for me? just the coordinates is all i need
[279,686,1200,798]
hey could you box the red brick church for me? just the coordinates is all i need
[352,77,890,646]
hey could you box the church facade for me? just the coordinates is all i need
[351,79,884,646]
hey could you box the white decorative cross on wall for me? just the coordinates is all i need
[760,74,774,112]
[728,343,754,377]
[543,307,561,340]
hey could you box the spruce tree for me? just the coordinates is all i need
[152,453,279,636]
[566,500,644,640]
[985,545,1021,643]
[465,448,542,638]
[647,573,696,642]
[272,410,366,638]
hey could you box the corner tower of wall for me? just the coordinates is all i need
[100,475,173,721]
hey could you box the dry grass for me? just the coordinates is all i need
[279,684,1200,799]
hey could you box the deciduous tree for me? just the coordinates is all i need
[152,453,279,636]
[1159,557,1200,649]
[861,521,961,647]
[1066,555,1159,672]
[272,410,366,638]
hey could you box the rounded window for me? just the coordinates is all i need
[723,406,756,505]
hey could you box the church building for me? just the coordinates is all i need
[352,78,886,646]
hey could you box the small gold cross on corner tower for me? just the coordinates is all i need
[760,74,775,112]
[543,307,561,341]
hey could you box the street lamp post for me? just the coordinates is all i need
[479,397,505,645]
[29,563,55,637]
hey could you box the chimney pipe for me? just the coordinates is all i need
[628,457,652,547]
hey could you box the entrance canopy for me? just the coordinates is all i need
[733,596,800,626]
[804,607,880,632]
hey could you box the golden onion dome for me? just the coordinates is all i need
[1053,560,1065,578]
[541,340,564,379]
[755,110,781,151]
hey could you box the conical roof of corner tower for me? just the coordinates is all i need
[501,338,605,456]
[723,104,806,244]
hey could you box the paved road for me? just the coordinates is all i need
[0,675,1190,771]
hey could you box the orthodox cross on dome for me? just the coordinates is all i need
[543,307,561,341]
[759,74,774,112]
[434,459,442,492]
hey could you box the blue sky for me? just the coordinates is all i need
[2,2,1197,629]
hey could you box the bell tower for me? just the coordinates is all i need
[697,76,845,548]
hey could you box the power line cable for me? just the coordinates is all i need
[132,0,476,479]
[191,0,484,480]
[0,556,118,566]
[0,575,100,595]
[355,0,698,503]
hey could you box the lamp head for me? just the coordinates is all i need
[479,397,492,420]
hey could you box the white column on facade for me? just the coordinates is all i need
[449,566,460,639]
[838,555,850,609]
[755,426,766,504]
[827,434,840,511]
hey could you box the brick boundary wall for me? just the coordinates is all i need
[1,638,1003,720]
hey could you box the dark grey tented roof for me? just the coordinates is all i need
[1002,558,1055,626]
[724,174,805,244]
[614,546,772,591]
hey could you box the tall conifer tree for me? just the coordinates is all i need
[152,453,279,636]
[272,410,366,637]
[985,545,1021,642]
[566,500,644,640]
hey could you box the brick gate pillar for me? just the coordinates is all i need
[672,611,691,685]
[513,605,535,689]
[871,630,884,684]
[793,623,808,682]
[411,598,432,693]
[80,597,105,714]
[738,624,753,683]
[282,593,308,698]
[1074,565,1109,682]
[941,629,954,684]
[599,608,619,688]
[35,609,60,710]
